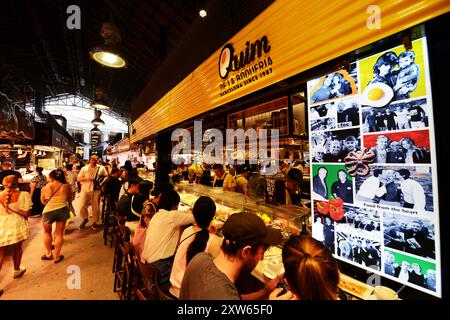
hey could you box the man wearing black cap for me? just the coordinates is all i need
[180,212,284,300]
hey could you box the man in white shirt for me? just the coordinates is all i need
[357,169,385,203]
[396,169,426,211]
[77,155,108,230]
[140,189,195,290]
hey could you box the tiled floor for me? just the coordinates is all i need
[0,196,118,300]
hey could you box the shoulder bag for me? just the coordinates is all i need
[93,166,105,191]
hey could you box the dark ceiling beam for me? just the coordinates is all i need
[138,0,186,38]
[104,0,160,64]
[26,0,60,95]
[158,0,197,33]
[58,0,81,94]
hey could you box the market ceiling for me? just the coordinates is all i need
[0,0,201,119]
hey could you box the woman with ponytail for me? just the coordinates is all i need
[169,196,222,298]
[270,235,340,300]
[0,175,32,296]
[40,169,72,263]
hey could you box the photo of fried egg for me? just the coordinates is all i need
[359,83,394,107]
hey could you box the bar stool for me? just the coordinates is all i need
[135,259,160,300]
[103,197,118,247]
[119,242,136,300]
[112,225,131,295]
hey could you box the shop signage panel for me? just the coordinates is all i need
[307,37,441,298]
[131,0,450,143]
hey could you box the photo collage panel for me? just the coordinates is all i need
[308,37,440,297]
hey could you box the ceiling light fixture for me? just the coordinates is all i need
[91,109,105,126]
[90,88,111,110]
[89,22,127,68]
[199,9,207,18]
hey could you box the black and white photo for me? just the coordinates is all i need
[335,205,381,236]
[312,213,335,254]
[355,165,433,212]
[321,128,361,163]
[361,98,429,133]
[311,117,337,132]
[336,98,360,128]
[383,213,435,259]
[336,232,381,271]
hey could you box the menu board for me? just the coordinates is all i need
[308,37,440,297]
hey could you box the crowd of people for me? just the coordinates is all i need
[0,155,154,296]
[1,153,349,300]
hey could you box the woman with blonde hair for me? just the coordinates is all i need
[0,175,32,296]
[41,169,72,263]
[272,235,340,300]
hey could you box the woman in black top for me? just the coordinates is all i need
[30,167,47,217]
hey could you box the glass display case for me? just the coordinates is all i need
[175,182,311,242]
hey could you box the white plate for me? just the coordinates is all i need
[358,82,394,107]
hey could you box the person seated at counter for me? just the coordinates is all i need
[212,164,236,192]
[118,166,129,199]
[117,178,142,224]
[284,168,306,207]
[235,165,251,195]
[0,161,23,185]
[271,235,340,300]
[140,182,173,223]
[180,212,284,300]
[128,180,153,222]
[103,168,122,204]
[141,189,195,292]
[169,196,223,299]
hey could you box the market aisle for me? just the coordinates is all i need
[0,196,118,300]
